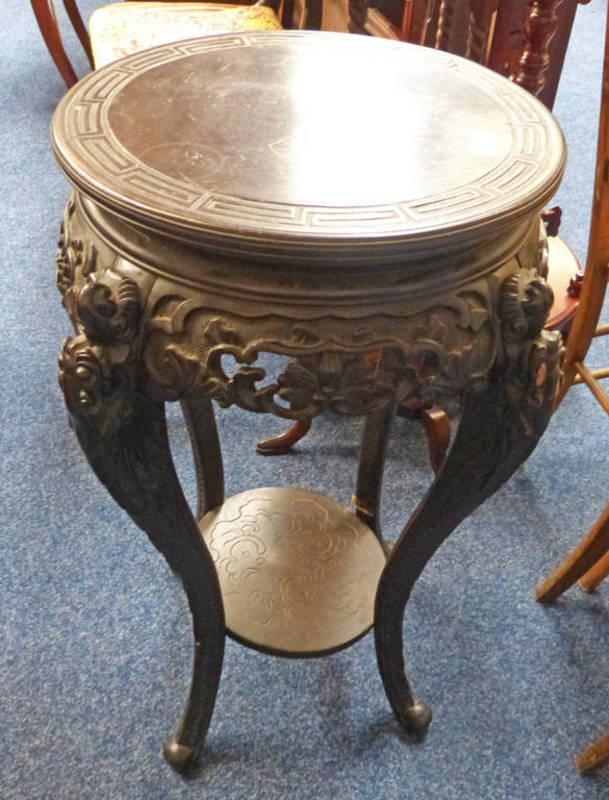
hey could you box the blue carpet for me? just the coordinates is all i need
[3,1,609,797]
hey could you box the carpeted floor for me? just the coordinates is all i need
[3,1,609,798]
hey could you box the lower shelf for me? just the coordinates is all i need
[199,486,387,657]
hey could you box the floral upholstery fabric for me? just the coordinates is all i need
[90,2,281,67]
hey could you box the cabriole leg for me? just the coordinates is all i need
[375,325,562,734]
[181,395,225,518]
[354,402,397,552]
[59,334,225,770]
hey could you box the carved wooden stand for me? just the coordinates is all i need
[56,191,562,767]
[51,32,566,769]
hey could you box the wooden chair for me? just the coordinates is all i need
[31,0,322,88]
[533,4,609,771]
[349,0,589,110]
[258,0,584,464]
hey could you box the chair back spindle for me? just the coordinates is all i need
[350,0,589,111]
[511,0,559,97]
[63,0,94,66]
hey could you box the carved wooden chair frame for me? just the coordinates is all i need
[30,0,319,88]
[349,0,591,112]
[534,2,609,772]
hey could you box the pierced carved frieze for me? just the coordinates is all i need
[274,352,400,417]
[57,191,557,431]
[143,281,499,418]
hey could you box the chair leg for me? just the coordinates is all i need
[279,0,295,27]
[578,548,609,593]
[30,0,78,87]
[255,418,312,455]
[576,728,609,772]
[419,406,451,476]
[397,400,451,476]
[535,501,609,602]
[63,0,94,67]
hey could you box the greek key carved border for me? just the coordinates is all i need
[54,33,563,236]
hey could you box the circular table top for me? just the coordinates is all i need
[52,31,565,262]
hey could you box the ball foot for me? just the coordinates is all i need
[163,737,199,770]
[399,700,432,734]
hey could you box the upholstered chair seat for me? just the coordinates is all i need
[90,1,281,67]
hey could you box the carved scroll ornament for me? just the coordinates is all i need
[59,273,142,437]
[56,196,98,318]
[498,266,562,438]
[57,195,145,437]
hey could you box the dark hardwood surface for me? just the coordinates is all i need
[52,30,566,768]
[52,31,564,263]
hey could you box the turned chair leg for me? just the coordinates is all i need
[30,0,79,87]
[578,548,609,592]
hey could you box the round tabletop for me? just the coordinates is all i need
[52,31,565,262]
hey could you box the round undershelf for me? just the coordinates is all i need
[199,487,387,657]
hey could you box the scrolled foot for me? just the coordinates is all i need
[398,700,432,734]
[163,737,199,770]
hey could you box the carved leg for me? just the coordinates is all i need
[354,403,396,551]
[535,501,609,602]
[375,330,561,733]
[181,395,224,518]
[60,340,225,769]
